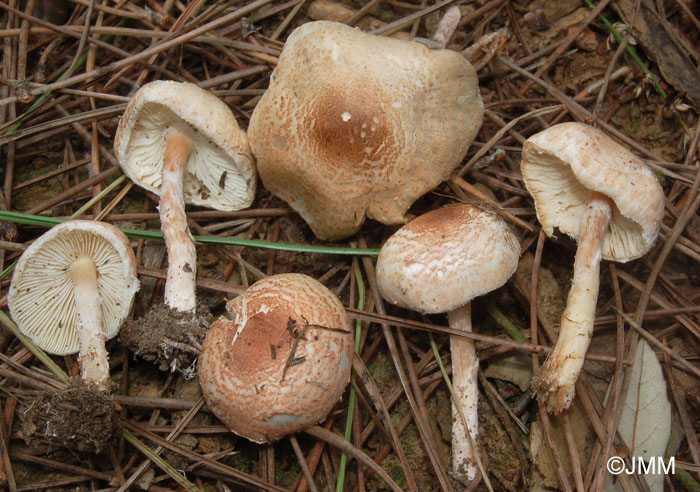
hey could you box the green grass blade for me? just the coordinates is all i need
[336,259,366,492]
[0,210,380,256]
[583,0,666,99]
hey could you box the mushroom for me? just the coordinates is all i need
[248,20,483,240]
[522,122,665,413]
[376,204,520,480]
[8,220,139,389]
[198,273,353,443]
[115,80,256,313]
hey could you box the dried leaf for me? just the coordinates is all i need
[604,339,672,492]
[483,353,533,392]
[530,400,595,488]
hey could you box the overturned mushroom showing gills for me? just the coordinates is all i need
[115,81,256,313]
[522,122,665,414]
[376,205,519,481]
[8,220,139,389]
[248,21,483,240]
[199,273,353,443]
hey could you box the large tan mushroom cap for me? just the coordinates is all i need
[115,80,256,210]
[521,122,665,261]
[199,273,353,443]
[376,205,520,314]
[248,21,484,240]
[8,220,139,355]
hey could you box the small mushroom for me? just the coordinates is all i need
[8,220,139,389]
[115,81,256,313]
[248,21,483,240]
[376,205,520,480]
[198,273,353,443]
[522,122,665,413]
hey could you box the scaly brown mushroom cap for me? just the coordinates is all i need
[248,21,483,240]
[199,273,353,443]
[376,204,520,314]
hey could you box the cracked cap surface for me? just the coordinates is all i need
[199,273,353,442]
[248,21,483,240]
[376,205,520,314]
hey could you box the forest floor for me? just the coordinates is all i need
[0,0,699,491]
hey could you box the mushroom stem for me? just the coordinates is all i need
[535,192,613,413]
[160,129,197,313]
[447,302,479,481]
[69,256,109,389]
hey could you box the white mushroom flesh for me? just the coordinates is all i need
[69,257,109,388]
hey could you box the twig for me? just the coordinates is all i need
[304,426,404,492]
[352,354,418,491]
[661,342,700,471]
[615,310,700,379]
[346,308,624,363]
[290,435,319,492]
[495,56,691,184]
[0,400,15,492]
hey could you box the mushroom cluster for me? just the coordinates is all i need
[7,11,670,489]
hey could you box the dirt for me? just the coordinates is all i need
[479,401,528,491]
[516,252,567,327]
[19,378,120,453]
[120,303,214,378]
